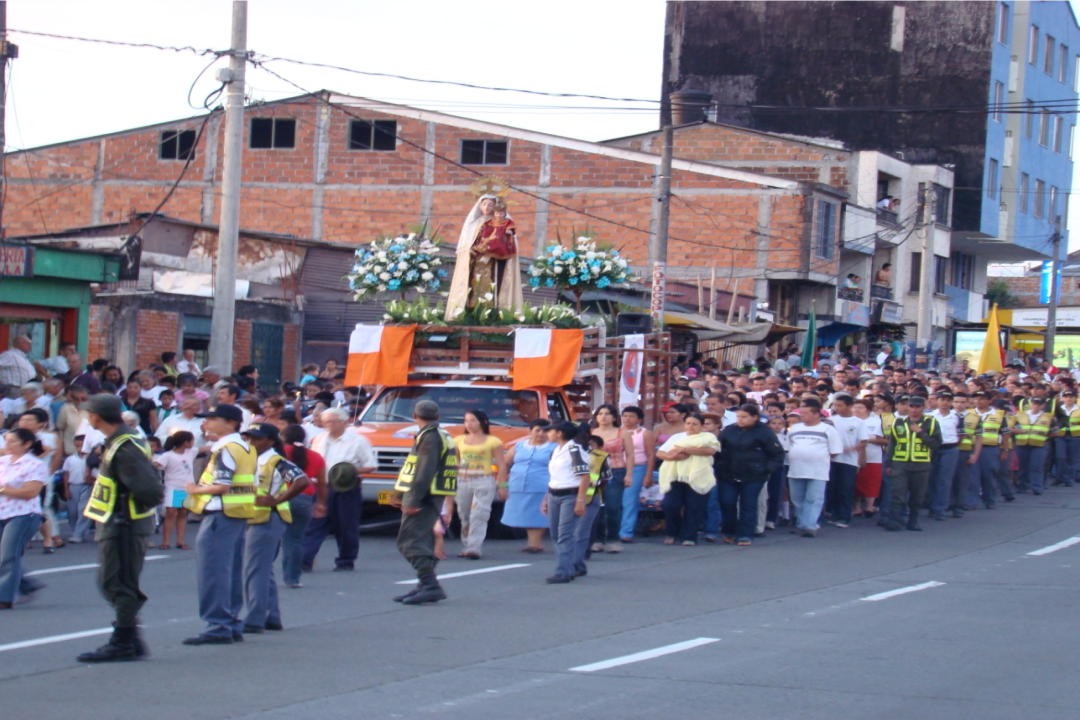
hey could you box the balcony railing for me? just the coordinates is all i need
[876,209,899,226]
[870,283,893,300]
[837,286,864,303]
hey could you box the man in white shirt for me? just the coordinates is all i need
[302,408,374,572]
[0,336,37,394]
[927,392,961,520]
[176,349,202,376]
[825,393,868,528]
[787,398,844,537]
[155,398,208,447]
[10,382,51,417]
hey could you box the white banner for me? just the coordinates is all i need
[1011,308,1080,328]
[619,334,646,409]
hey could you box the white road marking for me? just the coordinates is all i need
[394,563,529,585]
[26,555,168,577]
[861,581,945,602]
[0,628,112,654]
[569,637,719,673]
[1027,536,1080,556]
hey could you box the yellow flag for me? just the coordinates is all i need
[977,304,1004,374]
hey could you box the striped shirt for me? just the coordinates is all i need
[0,348,35,388]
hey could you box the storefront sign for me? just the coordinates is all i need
[0,245,32,277]
[1040,261,1061,304]
[874,300,903,325]
[1012,308,1080,327]
[839,300,871,326]
[649,261,666,328]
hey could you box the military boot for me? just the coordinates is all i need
[77,625,140,663]
[906,510,923,532]
[401,573,447,605]
[133,626,150,658]
[393,582,422,603]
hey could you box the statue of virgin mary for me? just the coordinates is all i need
[443,194,524,321]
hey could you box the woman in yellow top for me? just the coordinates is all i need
[453,410,506,559]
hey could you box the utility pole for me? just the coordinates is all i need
[649,125,673,331]
[0,1,17,234]
[916,183,936,361]
[1045,214,1063,364]
[209,1,247,375]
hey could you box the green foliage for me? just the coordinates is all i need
[985,279,1021,309]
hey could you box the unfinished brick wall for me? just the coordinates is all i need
[134,309,179,371]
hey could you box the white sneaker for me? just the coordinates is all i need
[604,542,624,553]
[590,542,604,553]
[765,521,776,530]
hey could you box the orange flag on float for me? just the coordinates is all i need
[512,328,584,390]
[345,324,416,387]
[976,304,1005,375]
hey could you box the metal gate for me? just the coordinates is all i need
[250,322,284,394]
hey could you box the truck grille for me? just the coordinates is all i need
[375,449,410,475]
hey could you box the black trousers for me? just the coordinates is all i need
[98,530,149,628]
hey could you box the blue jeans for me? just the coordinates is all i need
[704,484,721,537]
[977,447,1003,505]
[619,465,648,539]
[930,445,960,516]
[244,513,287,629]
[591,469,625,544]
[548,492,585,579]
[0,513,42,603]
[718,480,765,541]
[828,463,857,523]
[957,450,979,508]
[1017,445,1049,492]
[280,494,313,585]
[1056,436,1080,486]
[788,478,826,531]
[661,481,708,543]
[196,512,246,638]
[67,484,94,541]
[302,487,361,569]
[766,466,784,524]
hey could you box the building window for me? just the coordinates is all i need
[1046,35,1056,75]
[1050,186,1059,220]
[998,3,1009,44]
[1071,125,1076,159]
[1020,172,1030,212]
[987,159,999,200]
[1060,45,1069,83]
[933,184,951,225]
[249,118,296,149]
[1035,179,1046,218]
[1039,109,1050,146]
[1029,25,1039,65]
[993,81,1005,121]
[348,119,397,151]
[460,139,508,165]
[1025,99,1035,138]
[159,130,196,161]
[950,252,976,290]
[934,255,948,295]
[815,199,836,260]
[1054,115,1064,152]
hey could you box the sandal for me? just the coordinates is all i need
[663,537,675,545]
[177,544,190,550]
[522,546,544,554]
[158,544,170,550]
[52,538,65,548]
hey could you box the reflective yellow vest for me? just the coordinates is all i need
[890,417,937,463]
[1062,406,1080,438]
[184,440,257,518]
[394,425,458,496]
[979,409,1007,447]
[84,433,156,524]
[879,411,896,437]
[586,449,610,500]
[250,454,293,525]
[1020,397,1057,415]
[958,411,981,452]
[1014,411,1053,447]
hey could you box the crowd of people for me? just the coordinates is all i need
[0,334,1076,654]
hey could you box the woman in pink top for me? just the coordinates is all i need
[0,428,48,608]
[589,405,635,553]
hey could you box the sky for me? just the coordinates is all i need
[5,0,1080,251]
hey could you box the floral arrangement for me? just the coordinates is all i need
[383,297,582,329]
[382,295,446,325]
[528,235,632,292]
[347,232,447,300]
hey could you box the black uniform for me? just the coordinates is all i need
[396,423,445,578]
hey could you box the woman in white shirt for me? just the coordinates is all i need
[0,428,48,608]
[17,408,62,553]
[542,421,593,584]
[853,399,886,518]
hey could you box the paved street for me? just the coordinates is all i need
[4,488,1080,719]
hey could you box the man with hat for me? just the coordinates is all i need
[927,391,961,521]
[76,394,164,663]
[1053,388,1080,487]
[240,423,309,633]
[390,400,454,605]
[302,408,373,573]
[1013,395,1057,495]
[182,404,257,646]
[882,395,942,532]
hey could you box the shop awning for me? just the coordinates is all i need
[816,322,865,346]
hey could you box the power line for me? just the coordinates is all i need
[8,28,225,57]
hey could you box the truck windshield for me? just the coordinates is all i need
[361,386,541,428]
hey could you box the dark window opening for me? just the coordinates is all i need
[250,118,296,149]
[460,139,509,165]
[159,130,196,160]
[349,119,397,150]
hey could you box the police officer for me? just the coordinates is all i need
[182,404,257,645]
[241,423,309,633]
[1013,395,1056,495]
[972,391,1013,508]
[391,400,455,605]
[953,392,983,515]
[77,394,164,663]
[883,395,942,532]
[1053,389,1080,487]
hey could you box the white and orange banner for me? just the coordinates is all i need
[345,324,416,387]
[511,328,584,390]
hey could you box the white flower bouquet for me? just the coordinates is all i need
[347,232,447,301]
[528,235,632,312]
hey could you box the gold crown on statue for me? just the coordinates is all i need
[470,175,512,199]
